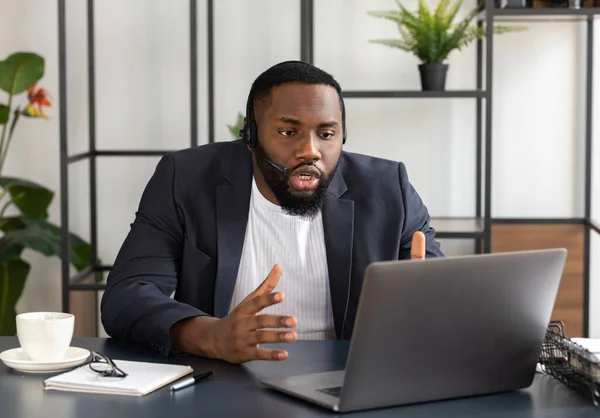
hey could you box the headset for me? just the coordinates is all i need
[238,62,351,341]
[239,87,288,173]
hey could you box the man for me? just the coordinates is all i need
[100,60,444,365]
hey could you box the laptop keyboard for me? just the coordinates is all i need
[316,386,343,398]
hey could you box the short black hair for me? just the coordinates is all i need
[245,60,345,124]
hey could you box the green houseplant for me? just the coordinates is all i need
[0,52,92,335]
[227,112,244,140]
[367,0,525,91]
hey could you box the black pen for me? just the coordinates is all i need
[170,370,214,392]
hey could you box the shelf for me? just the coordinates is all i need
[68,267,106,291]
[67,150,176,163]
[492,7,600,21]
[95,150,177,157]
[70,283,107,291]
[67,152,92,163]
[342,90,486,99]
[585,219,600,234]
[430,217,485,239]
[70,266,94,284]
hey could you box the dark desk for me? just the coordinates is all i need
[0,337,598,417]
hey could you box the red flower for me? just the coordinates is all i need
[22,83,52,119]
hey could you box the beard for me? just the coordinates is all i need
[254,141,338,220]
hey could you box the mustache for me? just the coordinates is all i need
[286,163,324,177]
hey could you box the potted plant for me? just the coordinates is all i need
[0,52,92,335]
[367,0,526,91]
[227,112,244,140]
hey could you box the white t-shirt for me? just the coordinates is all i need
[228,177,336,340]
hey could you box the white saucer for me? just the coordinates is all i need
[0,346,91,374]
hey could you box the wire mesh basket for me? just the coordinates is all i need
[538,321,600,406]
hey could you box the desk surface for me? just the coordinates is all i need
[0,337,598,418]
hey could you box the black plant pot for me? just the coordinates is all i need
[418,63,449,91]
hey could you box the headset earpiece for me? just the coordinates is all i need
[239,123,248,142]
[241,90,258,148]
[240,121,258,148]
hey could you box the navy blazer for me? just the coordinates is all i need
[100,141,444,356]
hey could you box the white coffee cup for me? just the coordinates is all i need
[16,312,74,362]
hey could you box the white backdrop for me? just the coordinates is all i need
[0,0,597,337]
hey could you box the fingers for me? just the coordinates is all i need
[241,264,283,304]
[229,319,297,363]
[243,314,298,331]
[238,290,285,316]
[222,264,298,363]
[411,231,426,260]
[253,347,289,361]
[249,330,298,345]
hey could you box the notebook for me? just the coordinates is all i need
[43,359,193,396]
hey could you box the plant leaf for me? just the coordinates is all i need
[0,216,26,232]
[0,177,53,219]
[0,217,91,271]
[0,224,57,260]
[493,25,528,34]
[434,0,451,19]
[227,112,245,139]
[417,0,433,24]
[366,10,404,23]
[0,237,23,262]
[0,53,44,95]
[369,39,416,52]
[443,0,463,25]
[438,4,482,60]
[0,105,8,125]
[0,259,29,336]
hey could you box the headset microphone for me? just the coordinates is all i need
[239,87,289,174]
[252,147,287,174]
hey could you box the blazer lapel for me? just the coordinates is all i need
[214,154,252,318]
[322,166,354,339]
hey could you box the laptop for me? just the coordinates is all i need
[261,248,567,413]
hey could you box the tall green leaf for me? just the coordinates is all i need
[0,53,44,95]
[0,259,29,336]
[0,105,8,124]
[417,0,433,23]
[366,10,404,23]
[369,39,416,52]
[0,177,53,219]
[0,217,91,271]
[434,0,452,19]
[443,0,463,25]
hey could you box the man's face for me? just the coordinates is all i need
[252,82,344,219]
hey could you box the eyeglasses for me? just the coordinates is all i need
[88,351,128,378]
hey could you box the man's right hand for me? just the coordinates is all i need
[170,264,298,364]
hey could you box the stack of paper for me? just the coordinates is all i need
[571,338,600,362]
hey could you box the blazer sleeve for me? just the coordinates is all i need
[397,162,445,259]
[100,153,208,356]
